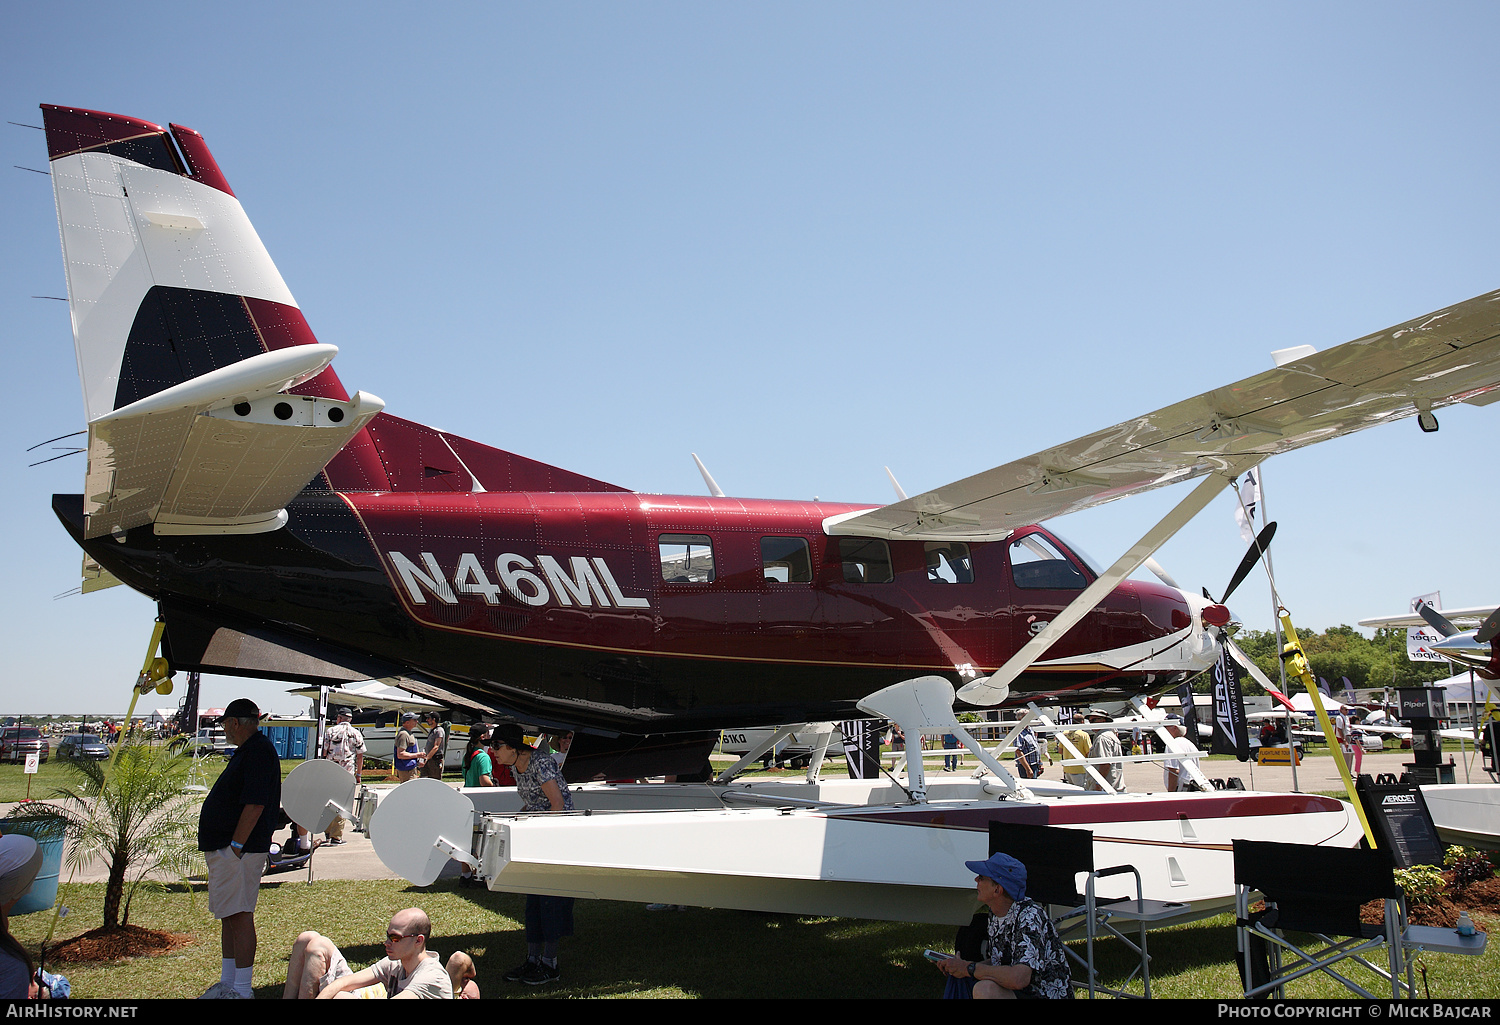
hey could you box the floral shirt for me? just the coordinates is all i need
[324,721,365,774]
[987,898,1073,999]
[515,750,573,812]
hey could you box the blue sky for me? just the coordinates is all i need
[4,3,1497,714]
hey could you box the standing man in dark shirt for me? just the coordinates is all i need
[419,712,446,780]
[198,698,281,999]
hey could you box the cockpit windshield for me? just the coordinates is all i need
[1042,530,1104,577]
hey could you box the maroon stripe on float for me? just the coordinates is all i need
[834,793,1344,831]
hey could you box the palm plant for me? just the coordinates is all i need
[18,741,199,930]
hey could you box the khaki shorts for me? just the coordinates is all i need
[205,846,268,919]
[318,947,353,992]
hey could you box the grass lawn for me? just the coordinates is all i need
[0,758,405,805]
[10,876,1496,999]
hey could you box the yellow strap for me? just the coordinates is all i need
[109,620,165,767]
[1279,611,1379,848]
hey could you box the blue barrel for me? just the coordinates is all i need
[1,817,66,916]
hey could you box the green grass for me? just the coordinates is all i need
[0,758,321,804]
[10,878,1496,999]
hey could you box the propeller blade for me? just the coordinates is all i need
[1416,601,1461,639]
[1475,607,1500,644]
[1143,557,1179,590]
[1221,521,1277,605]
[1224,636,1297,711]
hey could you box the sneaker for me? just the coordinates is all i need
[503,958,536,983]
[521,960,560,986]
[325,837,346,846]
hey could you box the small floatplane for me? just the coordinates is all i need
[36,105,1500,920]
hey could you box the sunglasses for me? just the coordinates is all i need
[386,931,422,943]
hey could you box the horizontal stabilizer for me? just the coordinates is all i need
[83,348,382,538]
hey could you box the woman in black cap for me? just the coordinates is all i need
[490,725,574,986]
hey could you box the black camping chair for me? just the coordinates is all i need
[990,822,1188,998]
[1234,839,1408,999]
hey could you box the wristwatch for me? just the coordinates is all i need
[967,962,976,978]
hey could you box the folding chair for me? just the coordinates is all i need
[1235,839,1409,999]
[990,822,1188,998]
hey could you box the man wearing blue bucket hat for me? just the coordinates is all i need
[937,851,1072,999]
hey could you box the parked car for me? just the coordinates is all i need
[0,727,49,764]
[190,727,236,758]
[57,733,110,760]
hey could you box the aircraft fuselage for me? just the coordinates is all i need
[58,487,1199,733]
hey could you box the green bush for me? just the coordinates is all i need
[1443,846,1495,891]
[1394,865,1446,907]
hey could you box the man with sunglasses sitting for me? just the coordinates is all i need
[286,908,452,999]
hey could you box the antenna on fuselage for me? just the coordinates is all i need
[884,467,908,501]
[691,453,725,498]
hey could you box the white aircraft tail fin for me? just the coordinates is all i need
[42,104,353,425]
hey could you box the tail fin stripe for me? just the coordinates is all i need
[169,123,235,197]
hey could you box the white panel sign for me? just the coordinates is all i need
[1407,591,1446,663]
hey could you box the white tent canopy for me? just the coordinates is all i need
[1430,671,1500,708]
[287,680,443,714]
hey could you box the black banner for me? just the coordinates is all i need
[1177,682,1200,752]
[839,720,883,779]
[1209,643,1251,760]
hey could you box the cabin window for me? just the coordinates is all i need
[658,534,715,583]
[925,542,973,583]
[839,538,893,583]
[1009,533,1087,590]
[761,537,813,583]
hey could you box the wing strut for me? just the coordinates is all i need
[959,457,1264,706]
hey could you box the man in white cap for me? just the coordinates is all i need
[322,709,365,844]
[1084,709,1124,793]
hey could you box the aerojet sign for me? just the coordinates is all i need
[1209,643,1250,760]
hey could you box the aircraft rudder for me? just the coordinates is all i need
[41,104,343,423]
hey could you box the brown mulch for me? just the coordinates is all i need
[45,924,195,964]
[1361,871,1500,928]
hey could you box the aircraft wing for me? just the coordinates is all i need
[1356,605,1500,630]
[827,288,1500,540]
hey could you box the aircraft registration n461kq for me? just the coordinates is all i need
[40,104,1500,766]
